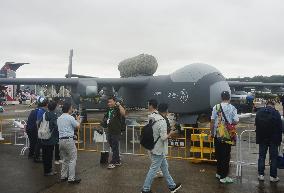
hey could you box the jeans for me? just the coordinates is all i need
[258,143,278,178]
[42,145,54,174]
[107,134,120,164]
[147,151,162,174]
[142,154,176,192]
[59,139,77,181]
[215,138,231,179]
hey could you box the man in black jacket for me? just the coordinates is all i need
[255,101,282,182]
[104,96,126,169]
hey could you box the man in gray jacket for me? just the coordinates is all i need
[141,103,182,193]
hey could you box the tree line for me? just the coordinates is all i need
[227,75,284,83]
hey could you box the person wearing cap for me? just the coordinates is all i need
[255,101,282,182]
[34,97,48,163]
[210,91,239,184]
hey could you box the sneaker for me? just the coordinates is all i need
[141,190,153,193]
[270,176,280,183]
[68,178,81,184]
[59,160,64,164]
[107,164,116,169]
[258,175,265,181]
[154,171,164,178]
[225,177,234,183]
[54,160,60,165]
[220,177,233,184]
[216,174,221,179]
[44,171,57,176]
[114,162,122,166]
[170,183,182,193]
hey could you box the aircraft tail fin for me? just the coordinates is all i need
[67,49,73,78]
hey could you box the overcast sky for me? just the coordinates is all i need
[0,0,283,78]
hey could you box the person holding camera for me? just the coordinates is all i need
[103,96,126,169]
[57,102,81,184]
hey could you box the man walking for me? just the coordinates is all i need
[104,97,126,169]
[256,101,282,182]
[141,103,181,193]
[148,99,163,178]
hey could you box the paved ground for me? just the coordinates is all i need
[1,104,284,193]
[1,144,284,193]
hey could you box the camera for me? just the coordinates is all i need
[71,110,80,119]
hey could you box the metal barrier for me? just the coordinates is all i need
[121,125,145,155]
[20,132,29,155]
[0,118,12,145]
[77,123,107,152]
[185,127,216,162]
[0,118,3,141]
[79,124,218,162]
[236,129,258,177]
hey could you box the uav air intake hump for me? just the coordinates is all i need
[118,54,158,78]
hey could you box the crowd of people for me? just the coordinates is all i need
[24,91,283,192]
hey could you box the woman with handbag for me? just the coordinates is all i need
[210,91,239,184]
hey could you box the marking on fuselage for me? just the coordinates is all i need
[154,91,162,96]
[168,89,189,104]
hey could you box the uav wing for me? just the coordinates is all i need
[0,77,150,97]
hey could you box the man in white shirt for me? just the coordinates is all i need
[147,99,163,178]
[141,103,182,193]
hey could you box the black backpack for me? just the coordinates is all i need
[256,109,274,141]
[140,119,163,150]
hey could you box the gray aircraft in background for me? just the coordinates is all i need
[0,53,283,124]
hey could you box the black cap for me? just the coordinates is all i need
[221,91,230,100]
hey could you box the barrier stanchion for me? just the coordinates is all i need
[0,118,3,141]
[180,127,216,163]
[79,123,102,152]
[20,132,29,155]
[236,129,257,178]
[0,119,12,145]
[121,125,146,156]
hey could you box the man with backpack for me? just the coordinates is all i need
[147,99,163,178]
[210,91,239,184]
[104,96,126,169]
[33,97,48,162]
[39,100,59,176]
[141,103,181,193]
[255,101,282,182]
